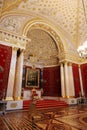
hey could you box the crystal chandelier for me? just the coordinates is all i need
[77,0,87,58]
[77,41,87,58]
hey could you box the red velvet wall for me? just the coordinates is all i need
[81,63,87,97]
[72,64,81,97]
[0,44,12,99]
[43,66,61,97]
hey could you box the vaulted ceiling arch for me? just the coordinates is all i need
[23,18,67,60]
[23,17,80,62]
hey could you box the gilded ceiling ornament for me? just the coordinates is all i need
[0,16,26,33]
[23,22,65,54]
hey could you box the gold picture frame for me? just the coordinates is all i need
[26,67,40,88]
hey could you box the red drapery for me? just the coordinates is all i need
[81,64,87,97]
[43,66,61,97]
[0,44,12,99]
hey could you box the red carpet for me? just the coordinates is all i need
[23,99,68,109]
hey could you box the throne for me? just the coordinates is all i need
[31,88,39,100]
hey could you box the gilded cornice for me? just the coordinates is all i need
[59,50,87,64]
[64,51,82,63]
[0,29,30,49]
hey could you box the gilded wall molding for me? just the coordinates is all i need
[23,20,65,54]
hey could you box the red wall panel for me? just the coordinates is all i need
[43,66,61,97]
[0,44,12,99]
[72,64,81,97]
[81,63,87,97]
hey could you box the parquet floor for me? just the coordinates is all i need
[0,105,87,130]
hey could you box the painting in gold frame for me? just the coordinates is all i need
[26,67,40,88]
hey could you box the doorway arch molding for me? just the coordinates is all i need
[23,18,68,61]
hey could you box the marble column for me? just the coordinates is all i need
[60,63,66,97]
[13,49,24,100]
[68,63,75,97]
[78,65,84,96]
[6,47,17,100]
[64,62,70,97]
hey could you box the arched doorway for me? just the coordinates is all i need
[23,28,61,97]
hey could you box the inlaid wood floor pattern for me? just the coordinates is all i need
[0,105,87,130]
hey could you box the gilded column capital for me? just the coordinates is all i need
[78,64,81,68]
[59,61,69,65]
[68,62,72,66]
[12,46,18,51]
[59,62,64,66]
[63,61,68,65]
[61,63,64,66]
[20,48,25,53]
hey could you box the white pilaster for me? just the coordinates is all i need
[13,49,24,100]
[68,63,75,97]
[6,47,17,100]
[78,65,84,96]
[60,63,66,97]
[64,62,70,97]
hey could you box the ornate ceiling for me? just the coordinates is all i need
[0,0,87,64]
[24,29,59,66]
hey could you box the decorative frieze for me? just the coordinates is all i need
[59,50,86,63]
[0,30,30,49]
